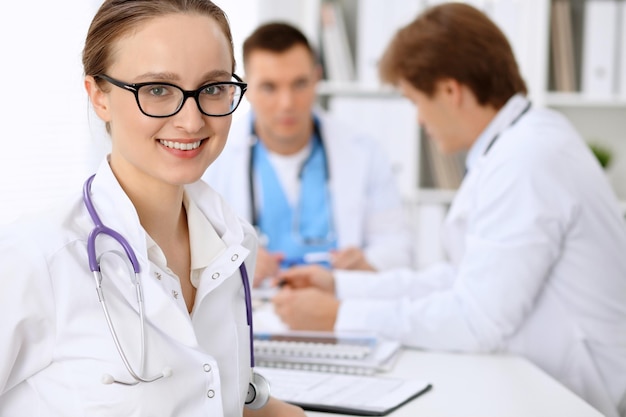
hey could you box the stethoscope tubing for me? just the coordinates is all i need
[83,174,256,384]
[247,117,329,228]
[84,175,141,274]
[483,100,531,156]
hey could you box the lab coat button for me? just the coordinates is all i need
[203,363,212,372]
[207,389,215,398]
[172,290,179,299]
[155,272,162,280]
[211,272,220,280]
[231,254,239,262]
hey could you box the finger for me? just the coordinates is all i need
[271,252,285,262]
[332,248,363,269]
[332,254,355,269]
[271,286,292,304]
[275,267,312,287]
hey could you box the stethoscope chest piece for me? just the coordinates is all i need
[245,371,271,409]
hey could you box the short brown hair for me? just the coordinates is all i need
[379,3,526,109]
[242,22,316,69]
[83,0,234,77]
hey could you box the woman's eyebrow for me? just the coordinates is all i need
[134,71,180,82]
[133,70,233,83]
[201,69,233,81]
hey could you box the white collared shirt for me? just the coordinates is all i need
[147,193,227,315]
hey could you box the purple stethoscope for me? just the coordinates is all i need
[83,174,269,409]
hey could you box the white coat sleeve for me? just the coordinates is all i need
[0,227,56,395]
[360,140,413,270]
[335,156,570,353]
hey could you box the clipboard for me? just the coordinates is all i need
[257,366,432,416]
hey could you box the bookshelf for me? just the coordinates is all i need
[251,0,626,266]
[546,0,626,200]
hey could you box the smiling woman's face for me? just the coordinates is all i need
[87,12,234,189]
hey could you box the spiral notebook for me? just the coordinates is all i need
[253,331,401,375]
[257,366,432,416]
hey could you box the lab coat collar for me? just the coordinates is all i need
[89,156,251,255]
[185,193,226,272]
[90,157,149,260]
[465,94,531,173]
[87,157,253,347]
[144,194,226,288]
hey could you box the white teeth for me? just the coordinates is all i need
[159,139,202,150]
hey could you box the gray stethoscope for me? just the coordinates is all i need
[248,117,336,247]
[83,174,269,409]
[483,100,531,156]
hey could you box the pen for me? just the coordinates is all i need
[301,251,332,264]
[281,251,332,268]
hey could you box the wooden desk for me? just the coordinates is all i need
[305,349,603,417]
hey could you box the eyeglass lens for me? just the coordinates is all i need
[137,83,243,117]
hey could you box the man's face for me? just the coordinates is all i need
[399,79,465,154]
[244,45,319,153]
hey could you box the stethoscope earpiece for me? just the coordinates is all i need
[245,371,271,410]
[100,368,173,386]
[101,373,115,385]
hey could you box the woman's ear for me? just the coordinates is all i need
[84,75,111,123]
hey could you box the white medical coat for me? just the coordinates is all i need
[0,159,257,416]
[334,96,626,417]
[202,110,413,270]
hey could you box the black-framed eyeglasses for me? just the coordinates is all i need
[95,74,247,118]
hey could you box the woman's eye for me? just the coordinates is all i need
[203,85,224,96]
[148,85,168,96]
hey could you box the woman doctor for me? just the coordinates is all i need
[0,1,303,416]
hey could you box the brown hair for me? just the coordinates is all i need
[242,22,316,69]
[379,3,526,109]
[82,0,235,77]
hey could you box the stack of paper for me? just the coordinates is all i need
[254,331,401,375]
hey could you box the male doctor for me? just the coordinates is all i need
[273,4,626,417]
[203,22,412,285]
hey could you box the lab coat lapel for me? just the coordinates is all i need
[185,180,254,308]
[193,244,248,304]
[141,263,199,347]
[321,115,365,247]
[88,160,199,347]
[442,163,480,265]
[444,96,531,265]
[95,237,199,347]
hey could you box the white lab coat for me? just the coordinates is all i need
[202,110,413,270]
[333,96,626,417]
[0,159,257,416]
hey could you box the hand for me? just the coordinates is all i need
[275,264,336,293]
[331,247,376,271]
[253,247,284,288]
[272,287,339,331]
[243,396,305,417]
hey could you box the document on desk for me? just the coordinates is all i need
[258,366,432,416]
[253,330,402,375]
